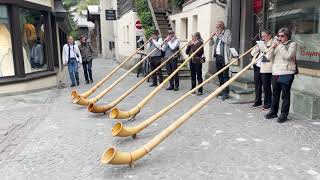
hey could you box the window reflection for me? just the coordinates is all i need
[0,5,14,77]
[20,8,47,73]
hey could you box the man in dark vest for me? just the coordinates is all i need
[162,30,180,91]
[148,30,163,87]
[79,35,95,84]
[210,21,232,100]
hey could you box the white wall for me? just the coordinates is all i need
[116,10,143,59]
[100,0,116,59]
[169,1,226,76]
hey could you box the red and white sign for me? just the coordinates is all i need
[135,20,142,30]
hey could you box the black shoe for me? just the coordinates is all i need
[166,87,174,90]
[149,83,157,87]
[174,87,179,91]
[90,79,93,83]
[70,84,75,87]
[76,81,80,86]
[277,113,287,123]
[252,103,262,108]
[222,94,229,101]
[196,92,203,96]
[86,80,90,84]
[265,111,277,119]
[262,105,270,111]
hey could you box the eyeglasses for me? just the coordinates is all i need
[278,34,285,38]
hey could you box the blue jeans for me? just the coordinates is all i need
[68,58,79,85]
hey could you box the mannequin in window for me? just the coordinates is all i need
[0,24,14,77]
[30,38,44,68]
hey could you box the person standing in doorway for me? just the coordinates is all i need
[79,35,95,84]
[62,36,82,87]
[210,21,232,100]
[186,32,204,96]
[162,30,180,91]
[148,30,163,87]
[251,30,273,110]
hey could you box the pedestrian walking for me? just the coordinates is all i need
[186,32,204,96]
[210,21,232,100]
[251,30,273,110]
[162,30,180,91]
[265,27,298,123]
[148,30,163,87]
[62,36,82,87]
[79,35,95,84]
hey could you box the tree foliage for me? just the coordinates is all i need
[134,0,155,38]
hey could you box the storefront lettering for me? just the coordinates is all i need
[300,47,320,57]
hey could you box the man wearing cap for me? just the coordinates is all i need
[162,30,180,91]
[79,35,95,84]
[148,30,163,87]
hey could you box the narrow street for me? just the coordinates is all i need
[0,59,319,180]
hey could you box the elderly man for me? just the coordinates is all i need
[210,21,232,100]
[62,36,82,87]
[162,30,180,91]
[148,30,163,87]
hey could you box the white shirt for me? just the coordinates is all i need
[68,44,77,58]
[161,37,179,51]
[216,39,222,55]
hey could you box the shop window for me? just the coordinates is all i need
[267,0,320,66]
[0,5,14,77]
[19,8,47,73]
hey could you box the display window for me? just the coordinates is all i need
[19,8,47,73]
[0,5,14,77]
[266,0,320,64]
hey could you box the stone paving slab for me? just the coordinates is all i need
[0,58,319,180]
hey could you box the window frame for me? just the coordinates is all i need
[0,1,55,83]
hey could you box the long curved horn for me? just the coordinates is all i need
[112,46,256,137]
[88,43,189,113]
[73,43,160,106]
[71,38,151,100]
[101,50,272,166]
[110,35,214,119]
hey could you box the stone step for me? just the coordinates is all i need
[229,85,255,101]
[231,79,255,89]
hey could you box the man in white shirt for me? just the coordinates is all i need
[148,30,163,87]
[210,21,232,100]
[62,36,82,87]
[162,30,180,91]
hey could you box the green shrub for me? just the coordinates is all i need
[134,0,155,38]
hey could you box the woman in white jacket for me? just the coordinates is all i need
[265,28,298,123]
[62,36,82,87]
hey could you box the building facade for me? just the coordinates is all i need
[232,0,320,120]
[0,0,71,95]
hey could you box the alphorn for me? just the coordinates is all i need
[73,42,162,106]
[112,46,256,137]
[110,35,214,119]
[71,38,151,101]
[88,43,189,113]
[101,49,271,166]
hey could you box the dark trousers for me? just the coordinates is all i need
[253,65,272,107]
[67,58,79,85]
[215,55,229,95]
[150,56,163,85]
[82,60,93,81]
[190,62,203,93]
[271,75,294,116]
[166,57,179,88]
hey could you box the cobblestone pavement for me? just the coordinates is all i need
[0,59,320,180]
